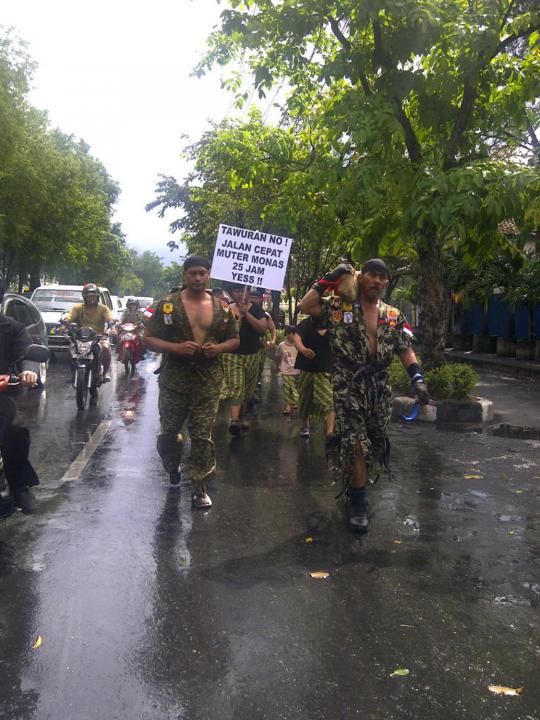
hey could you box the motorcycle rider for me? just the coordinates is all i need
[63,283,115,382]
[121,297,144,325]
[0,273,40,515]
[118,297,145,360]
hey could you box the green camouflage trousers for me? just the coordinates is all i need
[157,367,222,487]
[333,369,392,481]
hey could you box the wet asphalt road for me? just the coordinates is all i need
[0,356,539,720]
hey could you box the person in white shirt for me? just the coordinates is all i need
[275,325,300,415]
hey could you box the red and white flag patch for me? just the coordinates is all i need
[403,323,415,338]
[142,307,155,319]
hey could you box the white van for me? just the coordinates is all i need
[31,284,114,353]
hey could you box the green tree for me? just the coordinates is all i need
[200,0,540,366]
[0,28,127,291]
[130,250,164,296]
[147,110,347,320]
[154,261,185,297]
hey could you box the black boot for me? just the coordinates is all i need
[347,487,369,533]
[13,486,38,514]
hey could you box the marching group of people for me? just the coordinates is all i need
[0,253,430,529]
[145,254,430,532]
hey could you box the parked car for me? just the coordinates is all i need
[1,293,49,387]
[31,285,114,354]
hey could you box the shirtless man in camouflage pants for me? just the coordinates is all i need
[300,258,429,533]
[144,256,239,508]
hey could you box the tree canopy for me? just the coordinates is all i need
[0,29,132,292]
[196,0,540,365]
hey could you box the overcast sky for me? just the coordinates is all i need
[3,0,243,263]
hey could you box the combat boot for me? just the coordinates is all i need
[347,486,369,533]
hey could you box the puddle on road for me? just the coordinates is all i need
[494,595,533,608]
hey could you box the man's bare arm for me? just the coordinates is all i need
[298,288,323,317]
[398,346,418,369]
[267,316,277,344]
[239,306,268,334]
[293,331,316,359]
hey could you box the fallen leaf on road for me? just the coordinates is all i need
[393,540,402,544]
[464,474,483,480]
[507,531,515,536]
[31,635,42,649]
[399,624,415,628]
[309,571,329,579]
[305,537,314,544]
[488,685,523,696]
[390,668,409,677]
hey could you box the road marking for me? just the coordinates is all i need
[60,419,112,482]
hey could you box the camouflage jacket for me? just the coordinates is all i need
[144,290,238,381]
[317,297,413,370]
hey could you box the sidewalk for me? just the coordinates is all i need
[446,348,540,379]
[473,370,540,428]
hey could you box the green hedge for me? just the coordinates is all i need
[388,357,478,400]
[425,363,479,400]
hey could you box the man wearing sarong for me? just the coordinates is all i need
[220,285,267,435]
[293,318,335,443]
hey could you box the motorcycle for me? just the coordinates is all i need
[0,344,49,518]
[116,322,142,377]
[67,325,103,410]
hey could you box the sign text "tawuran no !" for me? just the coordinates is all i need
[210,224,293,291]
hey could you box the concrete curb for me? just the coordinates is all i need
[445,350,540,380]
[392,396,494,423]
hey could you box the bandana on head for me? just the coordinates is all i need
[183,255,210,271]
[361,258,390,278]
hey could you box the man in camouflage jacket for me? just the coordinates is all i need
[144,256,239,509]
[299,258,429,533]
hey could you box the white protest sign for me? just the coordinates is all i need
[210,223,293,291]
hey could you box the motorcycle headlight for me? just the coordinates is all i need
[123,333,135,340]
[76,341,93,355]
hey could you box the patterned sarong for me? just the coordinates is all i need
[220,352,260,404]
[298,370,333,422]
[281,374,299,406]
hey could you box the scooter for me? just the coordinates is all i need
[67,325,103,410]
[116,322,142,377]
[0,344,49,518]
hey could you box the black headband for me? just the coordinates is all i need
[361,258,390,277]
[183,255,210,271]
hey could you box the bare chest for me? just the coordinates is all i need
[362,305,379,355]
[182,296,214,341]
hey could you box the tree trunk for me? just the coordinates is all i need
[285,269,293,325]
[17,264,27,293]
[270,290,281,326]
[30,264,41,291]
[417,238,448,369]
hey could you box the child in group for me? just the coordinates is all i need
[275,325,300,415]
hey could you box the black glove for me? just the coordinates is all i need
[414,380,430,405]
[406,363,430,405]
[312,263,353,295]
